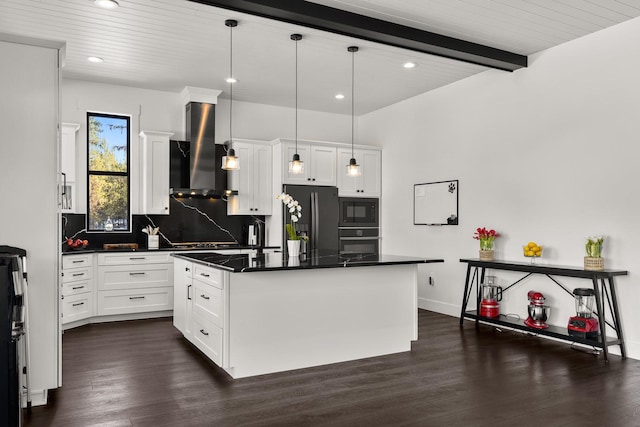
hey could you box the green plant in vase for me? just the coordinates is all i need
[584,235,605,271]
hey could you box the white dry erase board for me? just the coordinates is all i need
[413,180,458,225]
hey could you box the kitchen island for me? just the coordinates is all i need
[172,250,443,378]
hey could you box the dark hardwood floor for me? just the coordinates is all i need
[25,310,640,426]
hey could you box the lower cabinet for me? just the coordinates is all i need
[97,252,174,316]
[62,251,174,329]
[174,259,226,367]
[61,254,94,325]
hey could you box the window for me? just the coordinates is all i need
[87,112,130,232]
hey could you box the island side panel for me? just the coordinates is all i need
[225,264,417,379]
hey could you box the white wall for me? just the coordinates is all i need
[0,36,62,404]
[360,16,640,359]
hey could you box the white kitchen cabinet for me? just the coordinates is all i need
[337,148,381,197]
[173,257,192,338]
[61,123,80,213]
[227,140,272,215]
[97,252,174,316]
[140,130,173,215]
[173,259,226,367]
[61,253,94,326]
[282,141,336,186]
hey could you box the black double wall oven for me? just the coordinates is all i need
[338,197,379,256]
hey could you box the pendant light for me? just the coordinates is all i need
[288,34,304,174]
[346,46,361,176]
[222,19,240,171]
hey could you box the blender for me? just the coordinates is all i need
[567,288,599,338]
[479,276,502,318]
[524,290,550,329]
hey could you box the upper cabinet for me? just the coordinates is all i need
[227,140,273,216]
[337,148,381,197]
[61,123,80,213]
[282,141,336,186]
[140,130,173,215]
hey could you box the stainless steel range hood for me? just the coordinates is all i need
[171,102,227,198]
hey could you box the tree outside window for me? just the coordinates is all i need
[87,112,130,232]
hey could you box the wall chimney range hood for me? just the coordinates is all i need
[171,99,228,198]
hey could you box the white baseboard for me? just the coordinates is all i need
[63,310,172,331]
[418,297,460,318]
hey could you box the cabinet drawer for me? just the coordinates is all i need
[62,279,92,296]
[98,264,173,291]
[62,267,92,284]
[62,293,93,324]
[193,279,223,328]
[98,252,172,266]
[192,312,222,366]
[192,264,224,289]
[62,254,93,269]
[97,287,173,316]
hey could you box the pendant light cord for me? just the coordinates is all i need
[229,22,233,148]
[295,36,298,153]
[351,48,355,159]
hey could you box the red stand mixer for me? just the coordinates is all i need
[567,288,599,339]
[479,276,502,318]
[525,290,551,329]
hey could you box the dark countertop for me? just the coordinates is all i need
[62,245,280,255]
[173,250,444,273]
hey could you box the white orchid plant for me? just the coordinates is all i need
[277,193,307,241]
[586,235,604,258]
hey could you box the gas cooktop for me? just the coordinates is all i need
[170,241,239,249]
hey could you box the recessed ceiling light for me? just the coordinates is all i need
[87,56,104,63]
[94,0,119,9]
[225,77,237,83]
[403,62,416,69]
[335,94,345,100]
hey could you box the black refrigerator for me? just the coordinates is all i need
[282,185,339,252]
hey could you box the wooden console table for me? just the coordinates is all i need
[459,258,628,361]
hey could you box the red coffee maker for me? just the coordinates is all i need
[567,288,599,339]
[479,276,502,318]
[525,290,550,329]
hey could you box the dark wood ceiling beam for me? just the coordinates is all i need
[188,0,527,71]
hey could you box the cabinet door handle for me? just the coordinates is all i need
[129,296,146,300]
[187,284,192,300]
[72,260,85,264]
[72,285,85,290]
[185,267,191,272]
[129,272,146,276]
[200,273,210,278]
[72,272,85,277]
[72,302,84,307]
[129,257,146,260]
[61,172,67,195]
[199,329,209,336]
[200,294,210,300]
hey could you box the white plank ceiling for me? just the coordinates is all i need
[1,0,639,115]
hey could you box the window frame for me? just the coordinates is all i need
[86,111,132,233]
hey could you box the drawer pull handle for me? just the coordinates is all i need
[199,329,209,336]
[72,302,84,307]
[129,257,146,260]
[72,286,85,290]
[200,294,210,300]
[72,260,85,264]
[129,296,146,300]
[72,273,85,277]
[200,273,210,278]
[129,272,146,276]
